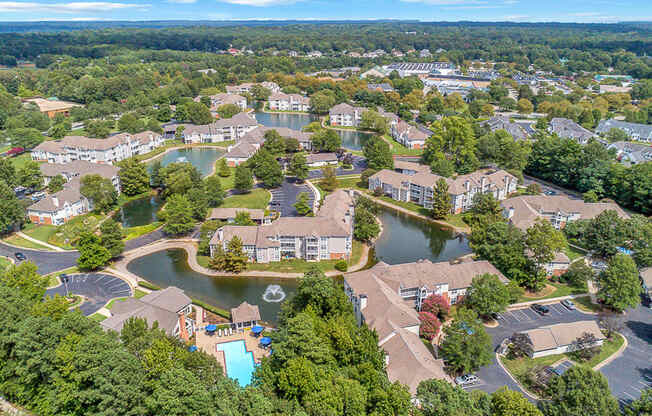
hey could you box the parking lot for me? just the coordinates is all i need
[466,302,652,405]
[45,273,132,316]
[269,178,315,217]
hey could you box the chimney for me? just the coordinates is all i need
[52,196,59,207]
[359,294,367,311]
[508,206,514,219]
[465,181,470,192]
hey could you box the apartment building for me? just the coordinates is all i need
[176,112,258,144]
[223,125,313,166]
[483,116,531,141]
[40,160,120,193]
[391,120,429,149]
[27,177,89,226]
[267,92,310,112]
[369,165,517,213]
[31,131,165,165]
[102,287,194,339]
[607,141,652,165]
[596,119,652,142]
[329,103,367,127]
[549,117,596,144]
[226,81,280,94]
[343,259,507,394]
[209,190,354,263]
[501,195,630,231]
[194,93,247,111]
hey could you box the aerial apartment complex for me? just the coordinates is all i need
[369,163,517,213]
[267,92,310,112]
[209,190,354,263]
[31,131,165,165]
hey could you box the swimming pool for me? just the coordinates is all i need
[216,340,256,386]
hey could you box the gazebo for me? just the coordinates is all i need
[230,301,261,331]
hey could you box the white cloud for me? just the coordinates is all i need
[218,0,299,6]
[167,0,196,3]
[0,1,149,13]
[400,0,486,4]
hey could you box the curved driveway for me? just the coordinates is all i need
[45,272,132,316]
[0,242,79,275]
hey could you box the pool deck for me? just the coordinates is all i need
[194,305,269,374]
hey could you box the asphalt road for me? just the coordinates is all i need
[269,178,315,217]
[0,242,79,275]
[45,272,132,316]
[522,175,582,200]
[308,155,367,179]
[466,302,652,405]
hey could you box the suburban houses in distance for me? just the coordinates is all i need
[226,81,281,94]
[596,118,652,142]
[501,195,630,230]
[343,259,508,393]
[549,117,596,144]
[194,93,247,111]
[267,92,310,112]
[369,162,518,213]
[209,190,354,262]
[31,131,165,165]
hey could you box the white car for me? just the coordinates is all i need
[455,374,479,386]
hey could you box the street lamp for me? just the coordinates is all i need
[61,274,69,298]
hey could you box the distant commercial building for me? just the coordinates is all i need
[24,97,82,118]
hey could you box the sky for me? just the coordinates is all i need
[0,0,651,23]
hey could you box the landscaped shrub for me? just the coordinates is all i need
[334,260,348,272]
[192,299,231,319]
[137,280,161,291]
[421,294,451,320]
[419,311,441,341]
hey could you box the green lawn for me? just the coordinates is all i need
[214,165,235,190]
[221,189,270,209]
[573,295,605,313]
[198,240,365,274]
[445,213,468,229]
[134,140,183,162]
[0,256,12,271]
[21,223,59,245]
[124,222,162,241]
[47,213,102,248]
[3,234,54,250]
[376,195,432,216]
[314,176,366,198]
[565,245,587,261]
[7,153,32,170]
[105,289,147,310]
[384,135,424,156]
[44,267,79,288]
[517,282,586,303]
[89,313,108,323]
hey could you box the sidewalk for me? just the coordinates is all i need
[15,232,65,251]
[508,293,590,310]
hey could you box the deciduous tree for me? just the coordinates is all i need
[597,254,641,311]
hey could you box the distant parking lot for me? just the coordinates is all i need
[269,179,315,217]
[45,273,132,316]
[466,302,652,405]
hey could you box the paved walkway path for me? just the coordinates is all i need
[357,191,470,234]
[16,231,65,252]
[113,237,371,281]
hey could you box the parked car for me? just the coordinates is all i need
[455,374,479,386]
[544,190,557,196]
[531,303,550,315]
[30,191,46,201]
[560,299,576,310]
[14,252,26,261]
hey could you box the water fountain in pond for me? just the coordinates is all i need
[176,156,188,163]
[262,284,286,303]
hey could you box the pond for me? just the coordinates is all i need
[114,195,162,228]
[337,130,373,151]
[254,111,317,130]
[127,249,298,324]
[374,206,472,265]
[153,147,224,177]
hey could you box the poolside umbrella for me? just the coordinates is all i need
[251,325,264,335]
[205,324,217,332]
[188,345,198,352]
[260,337,272,346]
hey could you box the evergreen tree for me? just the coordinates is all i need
[431,178,451,219]
[217,158,231,178]
[118,157,150,196]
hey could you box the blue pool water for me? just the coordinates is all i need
[216,340,256,386]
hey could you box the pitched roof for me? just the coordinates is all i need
[138,286,191,313]
[24,97,81,112]
[550,118,595,143]
[381,326,449,394]
[213,112,257,128]
[522,321,605,352]
[224,141,258,159]
[101,299,180,335]
[27,180,84,213]
[230,301,261,324]
[393,160,431,173]
[596,119,652,139]
[207,208,265,221]
[306,152,338,164]
[501,195,630,230]
[40,160,119,180]
[33,140,65,153]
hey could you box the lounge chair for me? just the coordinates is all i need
[229,328,233,335]
[218,329,222,337]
